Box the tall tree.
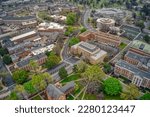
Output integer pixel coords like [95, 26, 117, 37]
[59, 67, 68, 79]
[103, 77, 122, 96]
[13, 70, 28, 84]
[121, 84, 140, 100]
[15, 85, 25, 99]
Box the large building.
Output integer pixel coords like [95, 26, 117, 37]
[15, 53, 47, 71]
[124, 51, 150, 72]
[46, 81, 75, 100]
[10, 30, 38, 44]
[71, 41, 107, 64]
[37, 22, 65, 36]
[2, 16, 36, 25]
[96, 18, 115, 32]
[129, 40, 150, 57]
[79, 31, 121, 47]
[94, 8, 125, 25]
[115, 60, 150, 89]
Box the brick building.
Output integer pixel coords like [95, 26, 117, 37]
[46, 81, 75, 100]
[15, 53, 47, 71]
[79, 31, 121, 47]
[114, 60, 150, 89]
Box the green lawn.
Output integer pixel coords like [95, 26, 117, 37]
[32, 95, 42, 100]
[61, 74, 80, 84]
[67, 95, 74, 100]
[119, 43, 127, 50]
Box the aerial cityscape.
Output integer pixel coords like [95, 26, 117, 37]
[0, 0, 150, 100]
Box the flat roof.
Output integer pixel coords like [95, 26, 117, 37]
[79, 42, 99, 53]
[3, 16, 36, 21]
[116, 60, 150, 79]
[91, 50, 107, 60]
[131, 40, 150, 54]
[11, 31, 37, 41]
[38, 22, 65, 30]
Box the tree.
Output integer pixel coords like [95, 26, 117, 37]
[15, 85, 25, 98]
[23, 81, 36, 94]
[3, 54, 12, 65]
[82, 65, 106, 83]
[135, 20, 145, 30]
[121, 84, 140, 100]
[140, 93, 150, 100]
[75, 61, 87, 73]
[29, 60, 43, 75]
[69, 37, 80, 46]
[59, 67, 68, 79]
[45, 54, 60, 69]
[103, 77, 122, 96]
[8, 91, 19, 100]
[31, 72, 52, 90]
[80, 27, 87, 33]
[0, 48, 8, 56]
[143, 35, 150, 44]
[12, 70, 28, 84]
[103, 63, 111, 73]
[66, 13, 77, 25]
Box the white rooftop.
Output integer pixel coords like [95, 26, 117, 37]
[91, 50, 107, 60]
[38, 22, 65, 30]
[11, 31, 37, 42]
[32, 44, 54, 55]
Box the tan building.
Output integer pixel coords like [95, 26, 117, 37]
[97, 18, 115, 32]
[71, 41, 107, 64]
[79, 31, 121, 47]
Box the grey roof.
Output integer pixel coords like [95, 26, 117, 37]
[126, 51, 150, 66]
[60, 81, 75, 93]
[16, 53, 46, 67]
[79, 42, 99, 53]
[2, 16, 36, 21]
[46, 81, 75, 99]
[46, 84, 64, 99]
[116, 60, 150, 79]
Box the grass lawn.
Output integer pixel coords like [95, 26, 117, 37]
[61, 74, 80, 84]
[104, 94, 122, 100]
[32, 95, 42, 100]
[119, 43, 127, 50]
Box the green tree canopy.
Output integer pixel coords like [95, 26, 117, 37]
[59, 67, 68, 79]
[80, 27, 87, 33]
[0, 48, 8, 56]
[8, 91, 19, 100]
[103, 77, 122, 96]
[45, 53, 60, 69]
[13, 70, 29, 84]
[23, 81, 36, 94]
[3, 54, 12, 65]
[82, 65, 106, 82]
[66, 13, 77, 25]
[103, 63, 111, 73]
[69, 37, 80, 46]
[140, 93, 150, 100]
[143, 35, 150, 44]
[121, 84, 140, 100]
